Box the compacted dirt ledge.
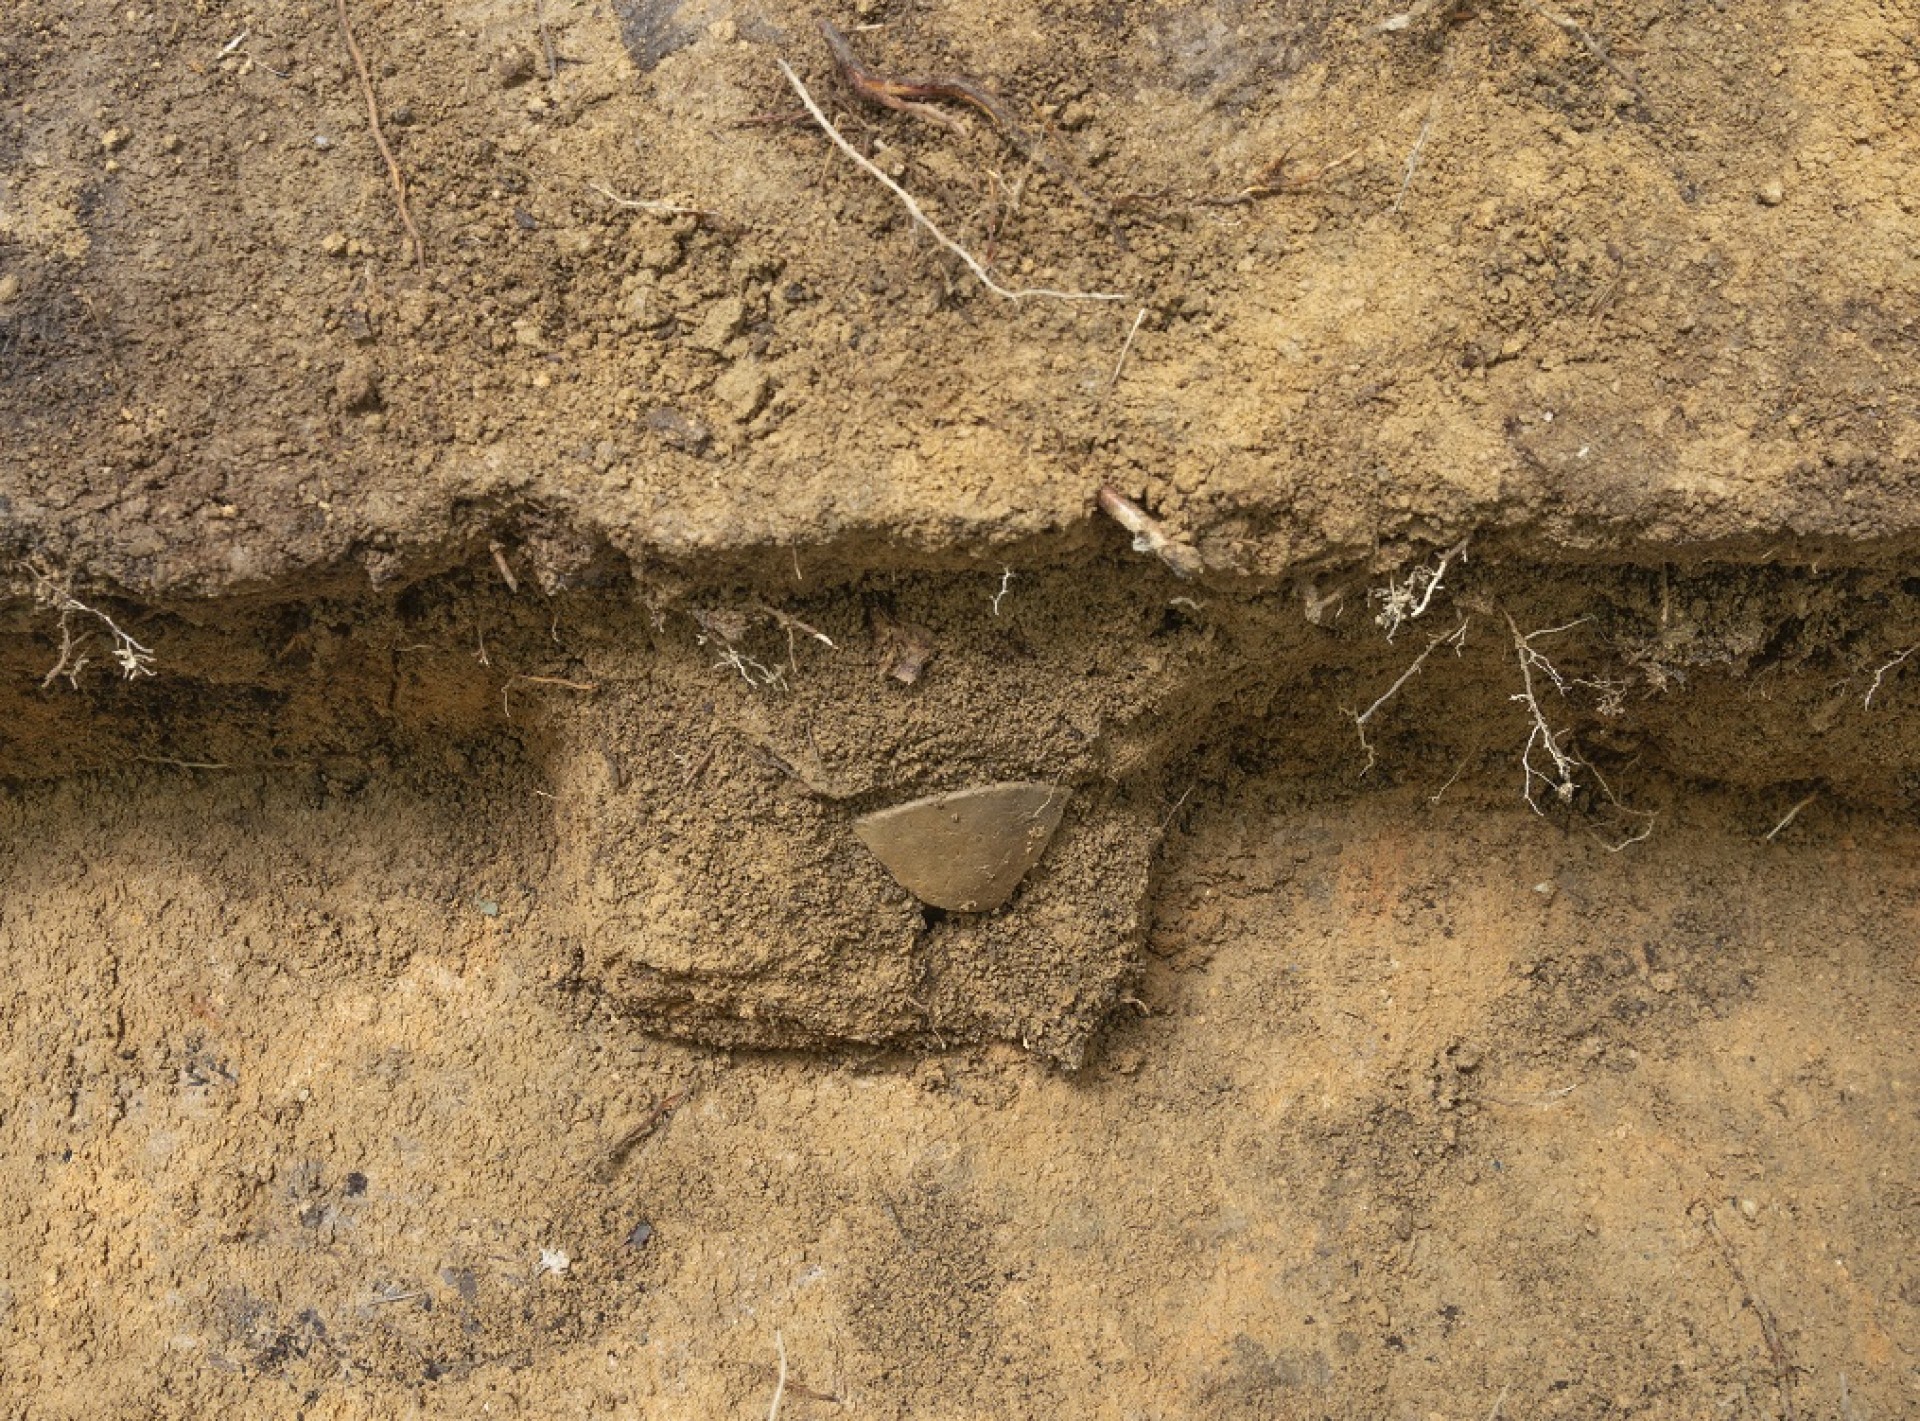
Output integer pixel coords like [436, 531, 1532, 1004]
[4, 0, 1919, 1414]
[3, 0, 1918, 592]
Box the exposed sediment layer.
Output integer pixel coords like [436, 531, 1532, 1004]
[7, 546, 1918, 1064]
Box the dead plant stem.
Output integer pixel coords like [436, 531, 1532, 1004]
[337, 0, 424, 265]
[776, 59, 1126, 303]
[1763, 791, 1817, 842]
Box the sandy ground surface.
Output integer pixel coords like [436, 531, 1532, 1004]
[4, 0, 1920, 1416]
[1, 769, 1916, 1417]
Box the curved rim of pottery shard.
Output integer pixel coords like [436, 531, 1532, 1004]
[852, 782, 1070, 913]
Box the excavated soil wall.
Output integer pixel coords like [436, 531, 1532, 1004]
[5, 546, 1920, 1068]
[4, 0, 1918, 1413]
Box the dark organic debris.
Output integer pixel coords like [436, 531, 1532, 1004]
[613, 0, 697, 73]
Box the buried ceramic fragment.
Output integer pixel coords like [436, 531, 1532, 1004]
[853, 783, 1070, 912]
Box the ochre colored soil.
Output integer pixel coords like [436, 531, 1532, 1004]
[2, 0, 1917, 1414]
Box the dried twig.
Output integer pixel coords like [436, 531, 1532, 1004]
[718, 643, 788, 690]
[1103, 307, 1148, 397]
[25, 564, 156, 688]
[1096, 486, 1203, 579]
[1118, 147, 1360, 214]
[534, 0, 557, 80]
[1371, 539, 1469, 641]
[502, 673, 598, 719]
[758, 605, 836, 650]
[757, 605, 836, 673]
[990, 567, 1015, 616]
[818, 21, 1106, 215]
[1504, 611, 1591, 813]
[1763, 791, 1818, 843]
[1702, 1206, 1798, 1421]
[1394, 93, 1443, 213]
[1210, 147, 1362, 204]
[819, 21, 976, 135]
[337, 0, 424, 265]
[600, 1092, 685, 1179]
[489, 541, 521, 594]
[1518, 0, 1646, 100]
[132, 754, 233, 770]
[767, 1331, 788, 1421]
[1482, 1083, 1578, 1109]
[1863, 641, 1919, 709]
[777, 58, 1126, 303]
[1577, 755, 1657, 852]
[1428, 754, 1470, 803]
[1352, 617, 1471, 775]
[589, 181, 722, 222]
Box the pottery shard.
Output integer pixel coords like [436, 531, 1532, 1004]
[853, 783, 1069, 913]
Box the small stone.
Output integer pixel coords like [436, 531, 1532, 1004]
[537, 1247, 570, 1276]
[626, 1220, 654, 1249]
[1759, 180, 1785, 206]
[711, 358, 770, 423]
[1738, 1197, 1760, 1221]
[688, 295, 747, 352]
[320, 230, 349, 258]
[101, 127, 129, 152]
[0, 273, 20, 305]
[161, 133, 181, 154]
[642, 406, 711, 453]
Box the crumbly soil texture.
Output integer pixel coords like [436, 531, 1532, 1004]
[2, 0, 1918, 1416]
